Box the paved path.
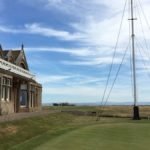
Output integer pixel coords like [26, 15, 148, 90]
[0, 110, 60, 123]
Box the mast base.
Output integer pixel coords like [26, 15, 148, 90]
[133, 106, 140, 120]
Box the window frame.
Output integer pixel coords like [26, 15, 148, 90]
[1, 76, 12, 102]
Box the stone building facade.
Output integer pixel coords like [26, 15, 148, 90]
[0, 45, 42, 115]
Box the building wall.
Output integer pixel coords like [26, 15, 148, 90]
[1, 101, 14, 114]
[0, 47, 42, 115]
[28, 82, 42, 112]
[0, 73, 42, 115]
[0, 73, 14, 115]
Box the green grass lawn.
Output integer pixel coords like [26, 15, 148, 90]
[33, 123, 150, 150]
[1, 108, 150, 150]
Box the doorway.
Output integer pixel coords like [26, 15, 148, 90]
[20, 90, 27, 107]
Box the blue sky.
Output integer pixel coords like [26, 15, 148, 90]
[1, 0, 150, 104]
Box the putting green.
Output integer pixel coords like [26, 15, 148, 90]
[34, 122, 150, 150]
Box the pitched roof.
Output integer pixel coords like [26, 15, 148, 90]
[0, 46, 29, 70]
[0, 49, 3, 57]
[2, 50, 9, 57]
[11, 50, 21, 60]
[2, 50, 21, 60]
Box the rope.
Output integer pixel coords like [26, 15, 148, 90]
[137, 0, 150, 30]
[99, 0, 128, 108]
[136, 1, 150, 58]
[103, 40, 131, 106]
[97, 40, 131, 119]
[136, 41, 150, 78]
[135, 38, 150, 63]
[97, 0, 150, 119]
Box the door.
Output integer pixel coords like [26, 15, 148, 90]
[20, 90, 27, 107]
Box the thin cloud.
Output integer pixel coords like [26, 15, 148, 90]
[23, 46, 129, 66]
[36, 73, 108, 87]
[36, 74, 73, 84]
[43, 85, 133, 103]
[25, 47, 94, 57]
[61, 57, 124, 66]
[0, 23, 84, 41]
[1, 0, 150, 103]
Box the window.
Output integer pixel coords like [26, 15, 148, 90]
[2, 77, 6, 85]
[2, 86, 5, 100]
[7, 78, 11, 86]
[30, 85, 35, 108]
[0, 77, 1, 100]
[1, 77, 12, 101]
[20, 90, 27, 107]
[20, 84, 27, 107]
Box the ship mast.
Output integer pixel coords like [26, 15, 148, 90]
[130, 0, 140, 120]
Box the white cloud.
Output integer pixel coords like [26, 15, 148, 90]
[25, 47, 95, 57]
[27, 0, 106, 16]
[20, 46, 128, 67]
[14, 0, 150, 49]
[3, 0, 149, 70]
[25, 23, 84, 40]
[0, 26, 23, 33]
[0, 23, 84, 41]
[36, 73, 106, 86]
[62, 57, 125, 66]
[36, 74, 73, 84]
[2, 0, 150, 103]
[43, 84, 135, 103]
[1, 1, 150, 48]
[37, 71, 132, 90]
[43, 86, 101, 97]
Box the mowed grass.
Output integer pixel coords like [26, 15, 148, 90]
[0, 106, 150, 150]
[34, 122, 150, 150]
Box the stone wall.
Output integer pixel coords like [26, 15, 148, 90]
[1, 101, 14, 115]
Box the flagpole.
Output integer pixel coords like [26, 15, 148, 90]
[130, 0, 140, 120]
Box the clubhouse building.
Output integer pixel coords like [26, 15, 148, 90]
[0, 45, 42, 115]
